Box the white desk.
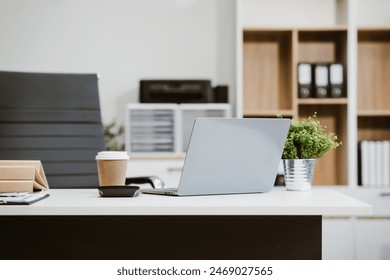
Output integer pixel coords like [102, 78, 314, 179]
[0, 187, 371, 260]
[0, 188, 371, 216]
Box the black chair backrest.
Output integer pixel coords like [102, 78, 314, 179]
[0, 71, 106, 188]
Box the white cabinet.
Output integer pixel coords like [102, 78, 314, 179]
[356, 219, 390, 260]
[322, 218, 355, 260]
[323, 188, 390, 260]
[350, 188, 390, 260]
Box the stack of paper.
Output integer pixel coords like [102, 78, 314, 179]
[360, 141, 390, 187]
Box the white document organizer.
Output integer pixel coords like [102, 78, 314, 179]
[125, 103, 231, 156]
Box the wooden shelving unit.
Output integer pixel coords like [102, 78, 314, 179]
[236, 0, 390, 188]
[241, 27, 348, 185]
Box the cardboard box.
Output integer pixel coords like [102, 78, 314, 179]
[0, 161, 49, 193]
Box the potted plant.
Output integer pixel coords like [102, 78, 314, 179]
[281, 113, 341, 191]
[104, 121, 125, 151]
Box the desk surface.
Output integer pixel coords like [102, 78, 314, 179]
[0, 187, 371, 216]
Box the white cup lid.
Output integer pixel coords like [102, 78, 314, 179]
[95, 151, 129, 160]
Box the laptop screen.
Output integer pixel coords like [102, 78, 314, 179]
[177, 118, 290, 196]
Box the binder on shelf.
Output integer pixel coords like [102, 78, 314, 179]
[361, 141, 369, 187]
[375, 141, 381, 186]
[0, 161, 49, 193]
[368, 141, 376, 187]
[314, 64, 329, 98]
[329, 64, 344, 98]
[378, 141, 390, 187]
[357, 142, 362, 186]
[360, 141, 390, 188]
[298, 63, 312, 98]
[384, 141, 390, 187]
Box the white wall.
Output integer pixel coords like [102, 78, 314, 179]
[240, 0, 339, 27]
[356, 0, 390, 26]
[0, 0, 236, 125]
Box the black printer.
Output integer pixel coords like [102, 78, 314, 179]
[139, 80, 227, 103]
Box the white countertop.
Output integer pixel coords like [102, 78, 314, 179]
[0, 187, 371, 216]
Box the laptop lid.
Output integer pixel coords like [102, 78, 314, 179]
[177, 118, 290, 196]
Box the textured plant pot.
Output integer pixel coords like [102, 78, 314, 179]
[283, 159, 316, 191]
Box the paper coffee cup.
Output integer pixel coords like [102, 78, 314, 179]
[95, 151, 129, 186]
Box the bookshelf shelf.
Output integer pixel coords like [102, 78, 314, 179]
[358, 110, 390, 117]
[296, 26, 348, 32]
[243, 109, 293, 118]
[298, 98, 348, 105]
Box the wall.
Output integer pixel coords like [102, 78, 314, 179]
[240, 0, 339, 27]
[0, 0, 236, 125]
[356, 0, 390, 26]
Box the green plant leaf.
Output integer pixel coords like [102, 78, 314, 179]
[282, 114, 341, 159]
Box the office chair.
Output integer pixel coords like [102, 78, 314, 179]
[0, 71, 106, 188]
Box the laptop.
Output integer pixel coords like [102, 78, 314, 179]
[141, 118, 290, 196]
